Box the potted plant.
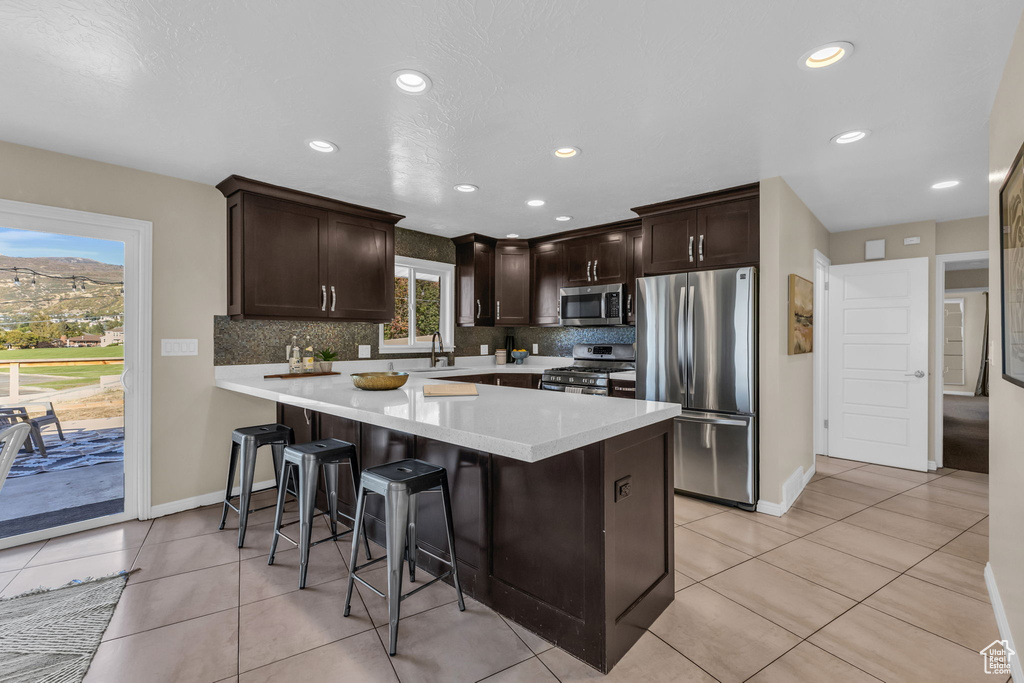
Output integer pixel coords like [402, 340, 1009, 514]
[315, 348, 339, 373]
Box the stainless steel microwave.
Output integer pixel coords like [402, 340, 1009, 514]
[559, 284, 624, 326]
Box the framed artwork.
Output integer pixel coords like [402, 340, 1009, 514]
[788, 274, 813, 355]
[1000, 139, 1024, 388]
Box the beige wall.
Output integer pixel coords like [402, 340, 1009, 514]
[759, 177, 830, 508]
[988, 8, 1024, 654]
[0, 140, 274, 507]
[937, 216, 990, 254]
[942, 290, 989, 392]
[946, 268, 989, 289]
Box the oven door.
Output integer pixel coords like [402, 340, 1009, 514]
[560, 284, 623, 326]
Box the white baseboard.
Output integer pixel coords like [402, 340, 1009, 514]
[943, 390, 975, 396]
[985, 563, 1023, 681]
[149, 478, 277, 518]
[928, 460, 938, 471]
[756, 460, 816, 518]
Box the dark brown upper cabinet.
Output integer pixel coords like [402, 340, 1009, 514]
[530, 241, 563, 326]
[562, 231, 630, 286]
[495, 240, 530, 326]
[218, 176, 401, 322]
[455, 235, 496, 326]
[632, 184, 759, 275]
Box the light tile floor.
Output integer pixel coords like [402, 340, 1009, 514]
[0, 459, 1006, 682]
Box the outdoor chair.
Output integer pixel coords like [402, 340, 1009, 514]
[0, 403, 65, 457]
[0, 423, 33, 493]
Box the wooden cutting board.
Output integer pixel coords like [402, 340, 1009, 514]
[423, 383, 479, 397]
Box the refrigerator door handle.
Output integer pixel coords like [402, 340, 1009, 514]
[677, 286, 688, 396]
[676, 414, 749, 427]
[686, 284, 695, 405]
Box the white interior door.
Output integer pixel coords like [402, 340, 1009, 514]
[827, 257, 929, 470]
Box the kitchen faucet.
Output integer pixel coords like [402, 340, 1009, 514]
[430, 331, 447, 368]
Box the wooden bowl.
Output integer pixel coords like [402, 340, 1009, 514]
[350, 371, 409, 391]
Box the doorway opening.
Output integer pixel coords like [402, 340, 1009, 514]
[936, 251, 990, 473]
[0, 199, 151, 550]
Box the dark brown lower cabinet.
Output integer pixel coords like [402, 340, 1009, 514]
[276, 403, 674, 673]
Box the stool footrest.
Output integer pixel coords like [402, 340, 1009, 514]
[350, 573, 386, 599]
[400, 572, 452, 602]
[351, 555, 389, 574]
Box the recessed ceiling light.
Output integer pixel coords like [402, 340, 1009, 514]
[527, 199, 545, 207]
[392, 69, 432, 94]
[553, 147, 580, 158]
[506, 233, 520, 238]
[454, 184, 478, 192]
[555, 216, 573, 222]
[831, 130, 869, 145]
[932, 180, 960, 189]
[308, 139, 337, 153]
[800, 42, 854, 70]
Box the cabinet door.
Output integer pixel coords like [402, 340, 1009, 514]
[626, 230, 643, 325]
[326, 212, 394, 322]
[696, 198, 759, 268]
[474, 241, 496, 326]
[277, 402, 317, 444]
[495, 242, 530, 325]
[318, 414, 361, 519]
[242, 195, 329, 318]
[591, 232, 628, 284]
[563, 238, 593, 286]
[495, 373, 533, 389]
[530, 242, 563, 326]
[642, 209, 697, 275]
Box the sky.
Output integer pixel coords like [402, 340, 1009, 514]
[0, 226, 124, 265]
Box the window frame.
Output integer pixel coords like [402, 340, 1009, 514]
[378, 255, 455, 354]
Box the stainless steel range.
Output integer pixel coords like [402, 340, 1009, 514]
[540, 343, 635, 396]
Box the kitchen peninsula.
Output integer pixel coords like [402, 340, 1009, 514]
[216, 362, 679, 673]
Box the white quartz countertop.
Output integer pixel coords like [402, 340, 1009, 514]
[215, 360, 678, 463]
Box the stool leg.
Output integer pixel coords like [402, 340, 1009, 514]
[267, 463, 292, 566]
[406, 493, 418, 582]
[236, 441, 259, 547]
[347, 460, 372, 563]
[344, 484, 367, 618]
[219, 442, 239, 531]
[297, 457, 319, 589]
[323, 462, 340, 537]
[270, 443, 285, 496]
[440, 474, 466, 612]
[385, 488, 410, 656]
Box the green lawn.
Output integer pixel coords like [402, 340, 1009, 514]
[0, 346, 124, 360]
[9, 364, 123, 391]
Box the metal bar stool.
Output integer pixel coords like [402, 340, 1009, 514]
[219, 423, 294, 547]
[343, 458, 466, 656]
[268, 438, 372, 589]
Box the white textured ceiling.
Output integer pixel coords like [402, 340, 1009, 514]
[0, 1, 1021, 237]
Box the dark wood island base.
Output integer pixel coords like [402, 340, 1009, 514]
[279, 403, 675, 673]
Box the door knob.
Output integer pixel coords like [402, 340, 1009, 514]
[905, 370, 925, 378]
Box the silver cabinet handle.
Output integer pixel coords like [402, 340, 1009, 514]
[688, 235, 695, 262]
[905, 370, 925, 378]
[594, 260, 598, 280]
[303, 408, 311, 425]
[627, 293, 632, 315]
[497, 300, 501, 319]
[698, 234, 705, 261]
[330, 285, 336, 312]
[476, 299, 481, 318]
[321, 285, 327, 311]
[587, 260, 592, 282]
[617, 385, 636, 393]
[557, 297, 561, 317]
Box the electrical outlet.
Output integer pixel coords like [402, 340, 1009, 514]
[161, 339, 198, 356]
[532, 344, 539, 354]
[614, 475, 632, 502]
[358, 345, 371, 359]
[480, 344, 488, 355]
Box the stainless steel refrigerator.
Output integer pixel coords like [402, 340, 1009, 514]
[636, 267, 758, 509]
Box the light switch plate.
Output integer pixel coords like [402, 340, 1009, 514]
[480, 344, 488, 355]
[358, 345, 371, 359]
[532, 344, 539, 354]
[162, 339, 198, 356]
[904, 236, 921, 245]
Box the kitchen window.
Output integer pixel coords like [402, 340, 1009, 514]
[379, 256, 455, 353]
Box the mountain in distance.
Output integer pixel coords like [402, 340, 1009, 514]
[0, 254, 123, 323]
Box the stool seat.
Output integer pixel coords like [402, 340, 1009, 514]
[361, 459, 444, 495]
[283, 439, 357, 465]
[232, 424, 292, 446]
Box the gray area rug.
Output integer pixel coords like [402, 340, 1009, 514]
[0, 572, 129, 682]
[8, 428, 123, 478]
